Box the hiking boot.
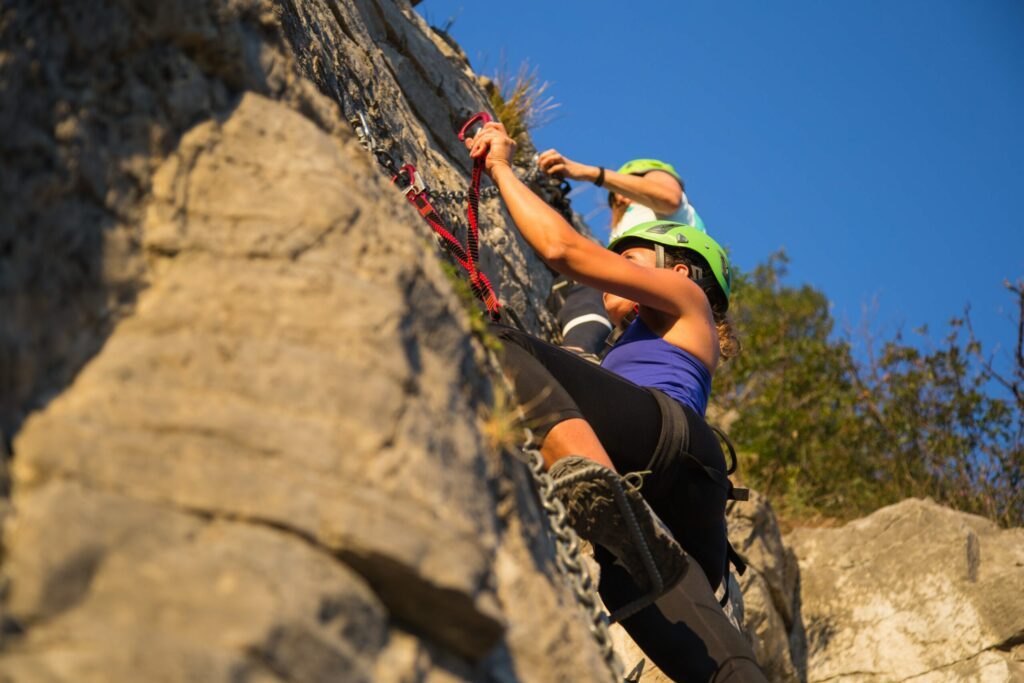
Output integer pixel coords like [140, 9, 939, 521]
[548, 456, 688, 596]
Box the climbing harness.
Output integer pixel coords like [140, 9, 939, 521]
[641, 388, 749, 612]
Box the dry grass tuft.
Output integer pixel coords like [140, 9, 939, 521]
[491, 60, 560, 138]
[486, 59, 560, 165]
[480, 379, 524, 453]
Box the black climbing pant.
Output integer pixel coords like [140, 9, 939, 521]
[598, 547, 767, 682]
[493, 325, 767, 682]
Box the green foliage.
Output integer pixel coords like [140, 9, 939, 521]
[713, 253, 1023, 526]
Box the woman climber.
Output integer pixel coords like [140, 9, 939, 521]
[540, 152, 708, 356]
[464, 122, 765, 682]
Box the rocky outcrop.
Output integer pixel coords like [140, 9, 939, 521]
[0, 0, 557, 449]
[787, 498, 1024, 682]
[730, 492, 808, 682]
[0, 1, 608, 680]
[4, 1, 1019, 682]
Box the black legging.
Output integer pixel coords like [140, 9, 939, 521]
[495, 325, 767, 682]
[496, 324, 728, 587]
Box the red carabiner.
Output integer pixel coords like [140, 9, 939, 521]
[391, 163, 425, 198]
[458, 112, 492, 141]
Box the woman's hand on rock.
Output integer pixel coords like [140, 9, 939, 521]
[538, 149, 598, 182]
[465, 122, 515, 176]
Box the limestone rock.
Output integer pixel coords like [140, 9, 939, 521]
[11, 90, 505, 657]
[1, 481, 389, 683]
[0, 1, 613, 680]
[0, 0, 557, 450]
[728, 491, 807, 682]
[787, 498, 1024, 682]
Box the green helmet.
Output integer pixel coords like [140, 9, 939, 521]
[616, 159, 683, 184]
[608, 220, 732, 311]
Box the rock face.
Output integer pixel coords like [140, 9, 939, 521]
[729, 492, 808, 682]
[2, 1, 1019, 682]
[0, 0, 560, 450]
[788, 498, 1024, 682]
[0, 1, 609, 681]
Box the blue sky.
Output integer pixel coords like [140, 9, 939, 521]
[417, 1, 1023, 373]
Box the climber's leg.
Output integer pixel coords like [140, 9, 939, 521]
[493, 324, 661, 471]
[597, 546, 767, 682]
[539, 418, 615, 470]
[494, 326, 689, 597]
[494, 325, 732, 589]
[494, 325, 756, 677]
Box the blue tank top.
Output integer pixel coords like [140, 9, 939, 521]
[601, 317, 712, 415]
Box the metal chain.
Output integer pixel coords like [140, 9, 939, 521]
[426, 185, 501, 204]
[521, 441, 624, 680]
[350, 110, 567, 216]
[350, 111, 501, 204]
[350, 102, 609, 671]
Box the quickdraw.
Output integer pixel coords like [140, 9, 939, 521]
[393, 158, 501, 321]
[351, 110, 503, 321]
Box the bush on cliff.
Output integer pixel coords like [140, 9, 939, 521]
[713, 253, 1023, 527]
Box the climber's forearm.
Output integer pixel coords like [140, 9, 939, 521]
[491, 162, 583, 266]
[601, 170, 681, 215]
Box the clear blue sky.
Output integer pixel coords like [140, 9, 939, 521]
[417, 1, 1023, 371]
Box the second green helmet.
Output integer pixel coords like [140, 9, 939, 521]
[608, 220, 732, 311]
[616, 159, 683, 184]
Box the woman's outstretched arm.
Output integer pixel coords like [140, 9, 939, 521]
[467, 123, 705, 318]
[537, 149, 682, 215]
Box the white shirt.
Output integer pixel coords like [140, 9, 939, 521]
[609, 192, 706, 242]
